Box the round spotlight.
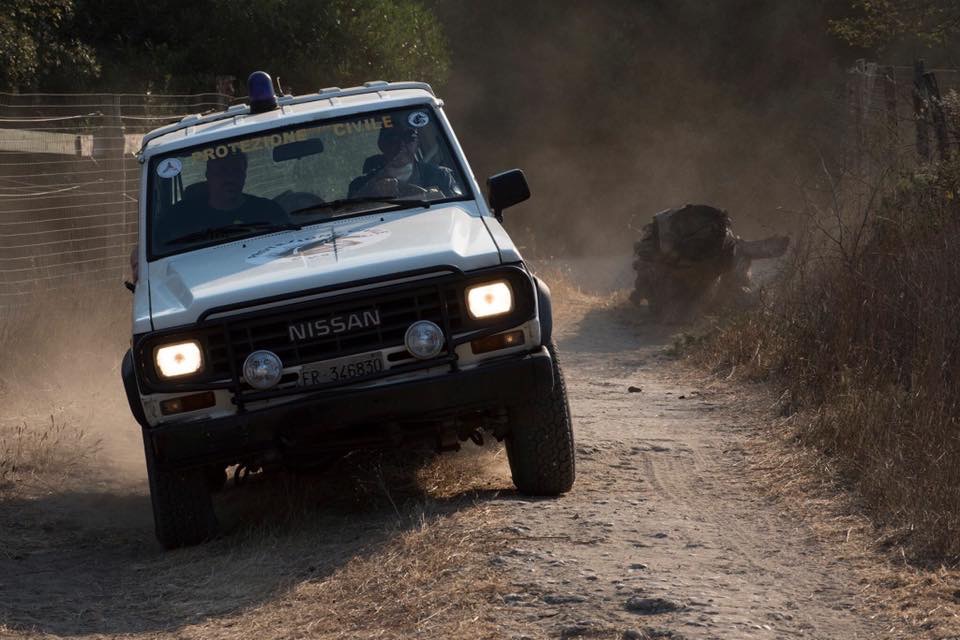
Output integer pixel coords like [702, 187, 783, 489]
[243, 350, 283, 389]
[404, 321, 444, 360]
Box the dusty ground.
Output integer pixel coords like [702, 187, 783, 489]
[0, 266, 921, 639]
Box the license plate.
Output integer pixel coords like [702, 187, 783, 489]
[299, 351, 384, 387]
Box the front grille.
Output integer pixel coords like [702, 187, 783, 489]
[204, 283, 464, 378]
[134, 265, 537, 395]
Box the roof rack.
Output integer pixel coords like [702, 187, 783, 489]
[138, 81, 435, 156]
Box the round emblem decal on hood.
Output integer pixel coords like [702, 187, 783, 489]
[246, 227, 391, 266]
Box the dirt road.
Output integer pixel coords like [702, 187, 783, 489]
[1, 282, 894, 639]
[483, 295, 891, 639]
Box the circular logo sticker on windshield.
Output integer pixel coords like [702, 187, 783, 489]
[156, 158, 182, 179]
[407, 111, 430, 128]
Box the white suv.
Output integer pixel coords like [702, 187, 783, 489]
[122, 73, 575, 549]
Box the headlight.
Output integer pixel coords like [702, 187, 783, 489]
[155, 340, 203, 378]
[466, 281, 513, 319]
[405, 321, 445, 359]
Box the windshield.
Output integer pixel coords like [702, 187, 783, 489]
[147, 106, 469, 258]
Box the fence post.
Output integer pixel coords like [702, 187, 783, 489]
[923, 72, 952, 161]
[848, 60, 866, 176]
[913, 59, 931, 161]
[883, 65, 898, 158]
[216, 75, 236, 110]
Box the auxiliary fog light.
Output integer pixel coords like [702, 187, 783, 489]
[466, 281, 513, 319]
[405, 321, 445, 360]
[160, 391, 216, 416]
[243, 350, 283, 390]
[471, 329, 525, 355]
[155, 341, 203, 378]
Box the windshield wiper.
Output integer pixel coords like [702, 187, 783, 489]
[166, 221, 303, 246]
[289, 196, 431, 217]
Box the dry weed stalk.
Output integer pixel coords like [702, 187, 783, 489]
[0, 416, 100, 493]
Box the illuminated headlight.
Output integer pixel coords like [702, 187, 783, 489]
[466, 281, 513, 319]
[155, 341, 203, 378]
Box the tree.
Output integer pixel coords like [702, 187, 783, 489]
[0, 0, 98, 91]
[56, 0, 449, 93]
[830, 0, 960, 51]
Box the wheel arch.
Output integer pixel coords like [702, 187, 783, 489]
[122, 349, 150, 428]
[534, 276, 553, 347]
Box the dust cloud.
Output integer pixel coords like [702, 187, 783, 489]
[2, 0, 858, 485]
[0, 0, 860, 517]
[0, 287, 144, 486]
[437, 0, 857, 257]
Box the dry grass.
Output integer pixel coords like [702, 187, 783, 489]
[691, 156, 960, 561]
[179, 506, 509, 640]
[739, 397, 960, 638]
[0, 417, 100, 494]
[187, 445, 518, 639]
[0, 284, 128, 494]
[0, 434, 520, 639]
[532, 258, 628, 329]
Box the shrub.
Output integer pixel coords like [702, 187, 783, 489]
[697, 156, 960, 559]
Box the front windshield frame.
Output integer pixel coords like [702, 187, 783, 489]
[144, 104, 474, 261]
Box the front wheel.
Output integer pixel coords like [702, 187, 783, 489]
[505, 343, 576, 495]
[142, 432, 218, 549]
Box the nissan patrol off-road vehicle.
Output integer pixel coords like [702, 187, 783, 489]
[122, 72, 575, 549]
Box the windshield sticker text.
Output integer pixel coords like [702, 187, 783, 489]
[190, 129, 313, 162]
[332, 115, 394, 137]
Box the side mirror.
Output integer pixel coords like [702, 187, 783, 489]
[487, 169, 530, 221]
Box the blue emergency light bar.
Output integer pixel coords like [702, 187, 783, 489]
[248, 71, 278, 114]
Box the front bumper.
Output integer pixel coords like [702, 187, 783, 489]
[144, 347, 553, 470]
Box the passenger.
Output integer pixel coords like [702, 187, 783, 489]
[160, 151, 288, 244]
[348, 123, 459, 198]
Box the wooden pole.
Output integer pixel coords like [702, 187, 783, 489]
[913, 59, 931, 161]
[923, 71, 951, 160]
[883, 65, 898, 159]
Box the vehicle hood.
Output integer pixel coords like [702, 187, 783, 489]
[147, 202, 501, 329]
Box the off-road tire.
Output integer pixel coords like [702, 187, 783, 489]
[505, 342, 576, 495]
[142, 432, 218, 549]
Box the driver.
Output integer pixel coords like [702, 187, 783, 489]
[160, 151, 289, 244]
[348, 123, 459, 198]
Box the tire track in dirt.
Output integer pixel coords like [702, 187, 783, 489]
[482, 295, 893, 639]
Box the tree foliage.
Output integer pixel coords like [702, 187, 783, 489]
[0, 0, 99, 91]
[830, 0, 960, 50]
[1, 0, 449, 93]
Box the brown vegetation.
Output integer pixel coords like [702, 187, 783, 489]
[0, 285, 129, 492]
[693, 155, 960, 560]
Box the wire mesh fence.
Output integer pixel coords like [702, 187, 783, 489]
[0, 93, 230, 306]
[845, 60, 960, 169]
[0, 67, 955, 308]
